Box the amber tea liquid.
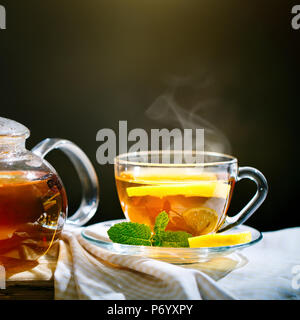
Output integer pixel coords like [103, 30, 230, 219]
[116, 171, 235, 236]
[0, 171, 67, 272]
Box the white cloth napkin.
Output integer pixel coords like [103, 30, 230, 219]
[54, 227, 234, 300]
[218, 227, 300, 300]
[54, 225, 300, 300]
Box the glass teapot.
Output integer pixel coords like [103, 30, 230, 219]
[0, 117, 99, 274]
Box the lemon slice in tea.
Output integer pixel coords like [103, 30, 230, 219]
[125, 170, 218, 182]
[188, 231, 252, 248]
[126, 181, 231, 199]
[182, 207, 219, 235]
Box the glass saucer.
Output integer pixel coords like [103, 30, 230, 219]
[81, 219, 262, 264]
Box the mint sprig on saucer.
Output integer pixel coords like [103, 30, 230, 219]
[107, 211, 191, 248]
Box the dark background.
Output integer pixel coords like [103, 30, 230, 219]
[0, 1, 299, 231]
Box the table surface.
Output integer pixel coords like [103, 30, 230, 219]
[0, 280, 54, 300]
[0, 245, 58, 300]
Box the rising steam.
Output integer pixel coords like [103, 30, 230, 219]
[145, 76, 232, 154]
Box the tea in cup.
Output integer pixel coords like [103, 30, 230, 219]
[115, 151, 268, 236]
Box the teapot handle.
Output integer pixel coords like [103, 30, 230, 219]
[32, 138, 99, 227]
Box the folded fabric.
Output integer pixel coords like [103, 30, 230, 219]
[54, 227, 235, 300]
[54, 225, 300, 300]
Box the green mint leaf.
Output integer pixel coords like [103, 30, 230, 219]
[107, 222, 152, 246]
[151, 234, 162, 247]
[153, 211, 169, 235]
[159, 230, 192, 248]
[107, 211, 191, 248]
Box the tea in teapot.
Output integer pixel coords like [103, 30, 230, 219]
[0, 117, 99, 276]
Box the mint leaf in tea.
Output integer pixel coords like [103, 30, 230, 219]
[153, 210, 169, 235]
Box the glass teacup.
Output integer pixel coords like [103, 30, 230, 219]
[114, 150, 268, 236]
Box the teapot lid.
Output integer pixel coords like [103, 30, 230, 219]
[0, 117, 30, 139]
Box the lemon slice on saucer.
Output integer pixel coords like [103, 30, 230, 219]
[188, 231, 252, 248]
[126, 181, 231, 199]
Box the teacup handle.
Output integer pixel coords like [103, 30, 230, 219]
[218, 166, 268, 233]
[32, 138, 99, 227]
